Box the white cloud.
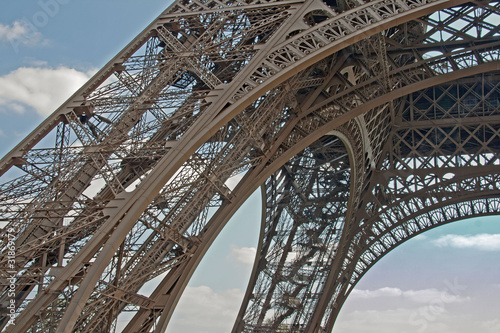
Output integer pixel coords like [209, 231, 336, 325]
[413, 234, 428, 241]
[482, 319, 500, 333]
[433, 234, 500, 251]
[0, 66, 93, 116]
[335, 307, 466, 333]
[26, 59, 49, 67]
[167, 286, 244, 333]
[228, 245, 256, 266]
[403, 289, 469, 304]
[339, 283, 497, 333]
[116, 286, 245, 333]
[351, 287, 403, 299]
[0, 20, 42, 45]
[351, 287, 469, 304]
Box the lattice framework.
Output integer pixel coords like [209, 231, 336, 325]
[0, 0, 499, 332]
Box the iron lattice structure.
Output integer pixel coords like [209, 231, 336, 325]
[1, 0, 499, 332]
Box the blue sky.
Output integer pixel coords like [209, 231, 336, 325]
[0, 1, 499, 332]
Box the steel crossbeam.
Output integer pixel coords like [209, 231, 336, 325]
[1, 0, 499, 332]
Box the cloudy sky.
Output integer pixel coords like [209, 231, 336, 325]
[0, 1, 499, 332]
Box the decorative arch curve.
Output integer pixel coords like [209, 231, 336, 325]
[1, 0, 500, 332]
[98, 32, 500, 333]
[149, 67, 500, 332]
[328, 177, 500, 327]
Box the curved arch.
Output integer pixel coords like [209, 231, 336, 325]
[100, 58, 500, 333]
[354, 174, 500, 286]
[130, 68, 500, 333]
[233, 127, 363, 332]
[211, 0, 474, 127]
[125, 128, 361, 333]
[14, 67, 498, 333]
[0, 0, 458, 176]
[2, 1, 500, 332]
[328, 195, 500, 329]
[57, 3, 483, 329]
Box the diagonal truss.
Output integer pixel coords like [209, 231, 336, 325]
[0, 0, 499, 332]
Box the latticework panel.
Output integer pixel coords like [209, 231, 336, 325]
[238, 136, 352, 332]
[309, 74, 500, 331]
[0, 0, 499, 332]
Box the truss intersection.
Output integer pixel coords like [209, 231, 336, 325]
[1, 0, 499, 332]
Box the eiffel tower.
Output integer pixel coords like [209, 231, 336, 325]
[1, 0, 499, 332]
